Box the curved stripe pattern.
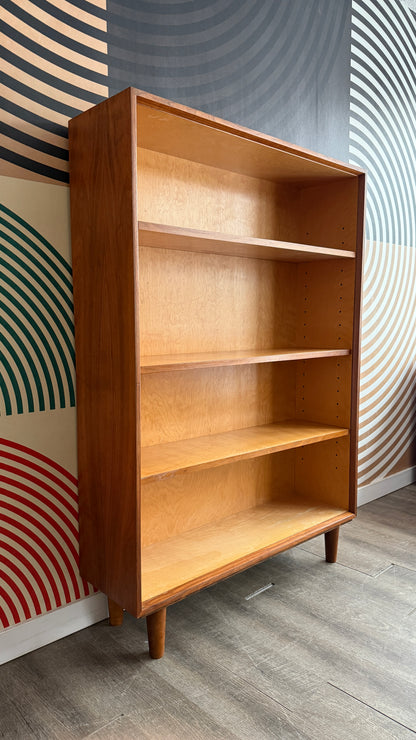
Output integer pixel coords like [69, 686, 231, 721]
[0, 438, 93, 629]
[0, 204, 75, 415]
[107, 0, 349, 149]
[349, 0, 416, 486]
[0, 0, 108, 184]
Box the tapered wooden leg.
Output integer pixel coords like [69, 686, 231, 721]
[146, 607, 166, 659]
[108, 598, 123, 626]
[325, 526, 339, 563]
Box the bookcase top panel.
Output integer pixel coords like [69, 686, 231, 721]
[134, 89, 363, 185]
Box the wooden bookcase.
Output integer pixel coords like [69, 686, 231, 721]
[68, 88, 365, 659]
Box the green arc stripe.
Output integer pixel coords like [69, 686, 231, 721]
[1, 288, 69, 408]
[1, 240, 74, 331]
[1, 260, 75, 364]
[0, 352, 23, 415]
[0, 317, 45, 411]
[2, 335, 34, 413]
[0, 306, 54, 409]
[0, 372, 12, 415]
[0, 229, 73, 313]
[0, 204, 72, 277]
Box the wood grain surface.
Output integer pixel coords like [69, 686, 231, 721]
[141, 499, 351, 603]
[138, 221, 356, 261]
[141, 347, 351, 373]
[69, 89, 141, 615]
[141, 420, 349, 481]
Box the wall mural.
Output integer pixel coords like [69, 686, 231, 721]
[1, 0, 108, 184]
[349, 0, 416, 486]
[0, 0, 415, 630]
[0, 437, 93, 628]
[0, 204, 75, 416]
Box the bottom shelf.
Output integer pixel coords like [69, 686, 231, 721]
[141, 498, 352, 605]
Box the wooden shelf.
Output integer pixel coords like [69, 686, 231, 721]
[141, 499, 352, 603]
[141, 347, 351, 373]
[138, 222, 356, 262]
[141, 421, 349, 482]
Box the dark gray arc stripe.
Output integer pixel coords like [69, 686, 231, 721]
[0, 304, 55, 409]
[355, 2, 416, 91]
[1, 241, 74, 332]
[27, 0, 107, 39]
[350, 113, 412, 244]
[0, 317, 45, 411]
[1, 71, 87, 119]
[1, 260, 75, 362]
[3, 0, 107, 62]
[0, 351, 23, 414]
[1, 47, 104, 108]
[108, 0, 282, 69]
[0, 229, 73, 312]
[1, 278, 74, 407]
[0, 147, 69, 183]
[352, 33, 416, 123]
[351, 44, 416, 146]
[1, 335, 34, 413]
[1, 98, 68, 138]
[0, 206, 72, 278]
[110, 2, 346, 119]
[1, 121, 68, 160]
[108, 0, 258, 36]
[3, 25, 107, 84]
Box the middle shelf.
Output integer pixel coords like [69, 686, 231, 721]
[141, 347, 351, 373]
[141, 420, 349, 482]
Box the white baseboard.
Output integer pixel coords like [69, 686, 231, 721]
[0, 593, 108, 666]
[358, 465, 416, 507]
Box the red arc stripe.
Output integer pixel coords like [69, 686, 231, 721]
[0, 474, 79, 544]
[0, 451, 77, 503]
[0, 569, 31, 620]
[0, 464, 77, 518]
[0, 514, 70, 603]
[0, 439, 77, 486]
[1, 541, 47, 612]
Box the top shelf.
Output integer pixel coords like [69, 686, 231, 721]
[138, 222, 355, 262]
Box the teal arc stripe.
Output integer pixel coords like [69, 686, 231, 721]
[1, 335, 34, 413]
[1, 288, 69, 408]
[0, 205, 72, 278]
[1, 239, 74, 332]
[0, 316, 45, 411]
[0, 229, 73, 313]
[0, 352, 23, 415]
[1, 260, 75, 366]
[0, 306, 54, 409]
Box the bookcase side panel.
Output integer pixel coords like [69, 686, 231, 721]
[69, 90, 141, 615]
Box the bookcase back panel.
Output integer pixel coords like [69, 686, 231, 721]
[141, 453, 295, 547]
[137, 148, 300, 242]
[295, 437, 350, 509]
[297, 179, 359, 251]
[295, 356, 351, 428]
[295, 259, 355, 348]
[139, 247, 296, 356]
[141, 364, 295, 446]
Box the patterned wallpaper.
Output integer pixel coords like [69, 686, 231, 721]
[1, 0, 415, 630]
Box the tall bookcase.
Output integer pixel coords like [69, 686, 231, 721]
[69, 88, 364, 659]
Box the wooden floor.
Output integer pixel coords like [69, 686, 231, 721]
[0, 487, 415, 739]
